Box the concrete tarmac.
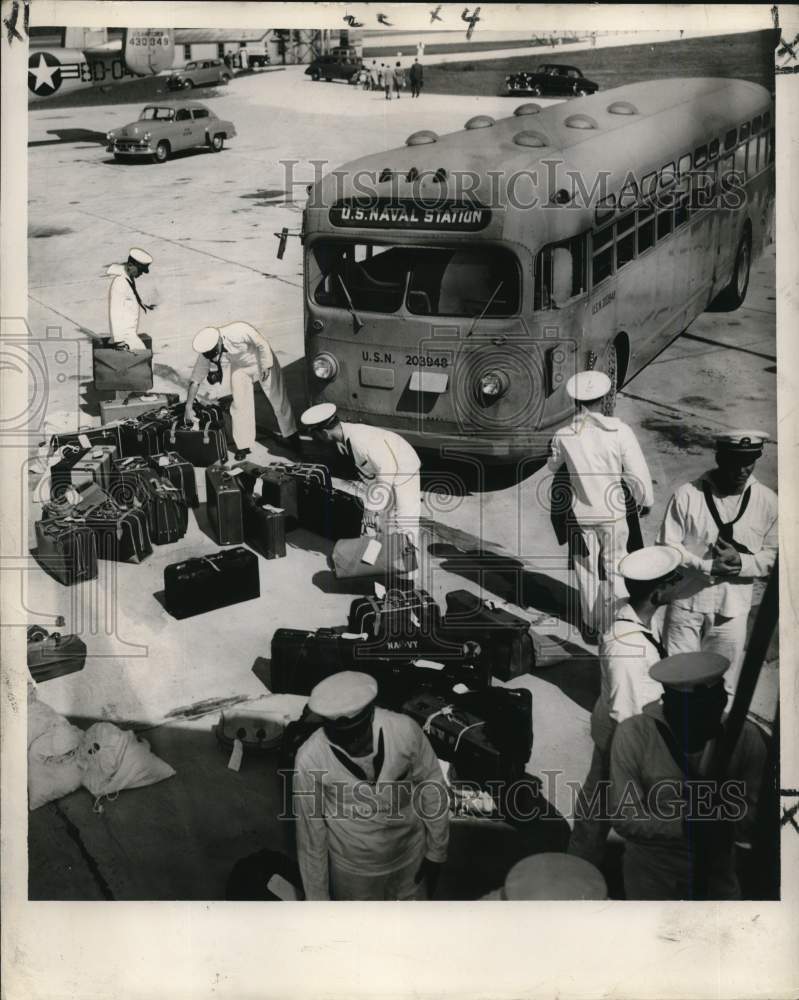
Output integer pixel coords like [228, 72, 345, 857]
[25, 69, 778, 899]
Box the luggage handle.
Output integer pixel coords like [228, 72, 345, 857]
[202, 556, 222, 573]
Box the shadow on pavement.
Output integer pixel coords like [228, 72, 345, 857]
[28, 128, 109, 147]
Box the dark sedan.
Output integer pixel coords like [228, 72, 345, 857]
[505, 64, 599, 97]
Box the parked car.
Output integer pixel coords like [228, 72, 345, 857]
[504, 64, 599, 97]
[106, 103, 237, 163]
[166, 59, 231, 90]
[305, 47, 362, 83]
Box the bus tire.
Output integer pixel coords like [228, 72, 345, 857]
[711, 229, 752, 311]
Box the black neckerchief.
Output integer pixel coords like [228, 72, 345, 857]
[614, 618, 667, 659]
[126, 276, 148, 312]
[702, 478, 753, 554]
[329, 729, 385, 784]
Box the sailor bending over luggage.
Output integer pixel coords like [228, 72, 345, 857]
[106, 247, 155, 351]
[300, 403, 423, 568]
[186, 323, 300, 462]
[293, 672, 450, 901]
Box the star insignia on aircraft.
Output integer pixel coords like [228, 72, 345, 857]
[28, 51, 62, 95]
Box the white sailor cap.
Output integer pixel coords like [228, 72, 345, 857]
[128, 248, 153, 271]
[619, 544, 682, 582]
[192, 326, 221, 354]
[566, 371, 611, 402]
[649, 652, 730, 692]
[308, 671, 378, 720]
[715, 430, 768, 459]
[502, 853, 607, 901]
[300, 402, 339, 431]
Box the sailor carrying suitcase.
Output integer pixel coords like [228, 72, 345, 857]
[92, 337, 154, 392]
[205, 465, 244, 545]
[441, 590, 536, 681]
[27, 625, 88, 683]
[163, 547, 260, 619]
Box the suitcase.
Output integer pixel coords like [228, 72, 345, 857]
[162, 419, 228, 467]
[41, 481, 110, 522]
[348, 588, 440, 642]
[110, 455, 156, 506]
[27, 627, 88, 683]
[332, 532, 417, 579]
[99, 393, 179, 425]
[49, 443, 90, 498]
[243, 496, 286, 559]
[49, 425, 121, 455]
[441, 590, 535, 682]
[296, 478, 364, 540]
[34, 518, 98, 585]
[92, 339, 154, 392]
[401, 690, 531, 782]
[235, 461, 299, 521]
[118, 413, 172, 459]
[163, 547, 260, 619]
[84, 500, 152, 563]
[141, 476, 188, 545]
[148, 452, 199, 507]
[205, 465, 244, 545]
[70, 444, 116, 492]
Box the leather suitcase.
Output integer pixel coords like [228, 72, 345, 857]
[71, 445, 116, 492]
[348, 588, 441, 642]
[243, 496, 286, 559]
[162, 419, 228, 467]
[296, 481, 364, 540]
[118, 413, 171, 459]
[442, 590, 535, 681]
[205, 465, 244, 545]
[27, 627, 87, 683]
[84, 500, 152, 563]
[49, 425, 121, 455]
[235, 461, 299, 521]
[141, 476, 188, 545]
[110, 455, 155, 506]
[164, 547, 259, 619]
[92, 340, 154, 392]
[49, 444, 90, 498]
[34, 518, 98, 585]
[148, 452, 199, 507]
[332, 532, 417, 579]
[41, 481, 109, 522]
[99, 393, 179, 425]
[401, 690, 531, 782]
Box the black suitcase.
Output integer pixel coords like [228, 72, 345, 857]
[84, 501, 152, 563]
[34, 518, 98, 585]
[49, 425, 121, 455]
[162, 419, 228, 467]
[296, 479, 364, 540]
[205, 465, 244, 545]
[401, 689, 532, 782]
[142, 475, 188, 545]
[348, 588, 441, 642]
[118, 413, 171, 459]
[148, 452, 199, 507]
[441, 590, 535, 681]
[243, 495, 286, 559]
[110, 455, 155, 506]
[164, 547, 260, 619]
[27, 627, 88, 683]
[236, 461, 299, 521]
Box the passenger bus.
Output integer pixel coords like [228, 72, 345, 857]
[301, 78, 774, 459]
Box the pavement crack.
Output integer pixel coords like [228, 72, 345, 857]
[53, 802, 115, 900]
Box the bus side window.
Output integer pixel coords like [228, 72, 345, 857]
[637, 206, 655, 254]
[724, 128, 737, 151]
[757, 133, 765, 172]
[675, 154, 692, 227]
[734, 141, 747, 180]
[616, 213, 636, 269]
[592, 223, 614, 286]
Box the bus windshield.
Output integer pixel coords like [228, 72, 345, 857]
[311, 242, 519, 317]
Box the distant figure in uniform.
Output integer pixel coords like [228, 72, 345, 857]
[106, 247, 155, 351]
[293, 672, 450, 900]
[384, 63, 394, 100]
[409, 58, 424, 98]
[393, 61, 404, 98]
[186, 323, 299, 461]
[378, 63, 385, 91]
[546, 371, 653, 640]
[369, 59, 380, 90]
[568, 545, 684, 866]
[609, 652, 766, 900]
[657, 431, 777, 696]
[300, 404, 423, 568]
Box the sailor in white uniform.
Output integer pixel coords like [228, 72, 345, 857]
[186, 323, 299, 460]
[106, 247, 155, 351]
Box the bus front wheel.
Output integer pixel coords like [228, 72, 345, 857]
[712, 230, 751, 311]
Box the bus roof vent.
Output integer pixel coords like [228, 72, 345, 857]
[607, 101, 638, 116]
[465, 115, 495, 130]
[565, 114, 598, 130]
[514, 103, 541, 116]
[513, 130, 549, 148]
[433, 167, 448, 183]
[406, 130, 438, 146]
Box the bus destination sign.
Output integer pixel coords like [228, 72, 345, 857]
[329, 199, 491, 232]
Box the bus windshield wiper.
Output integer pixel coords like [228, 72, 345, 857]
[337, 274, 364, 332]
[466, 282, 504, 337]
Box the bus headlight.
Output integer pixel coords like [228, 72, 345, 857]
[478, 369, 509, 400]
[312, 353, 339, 381]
